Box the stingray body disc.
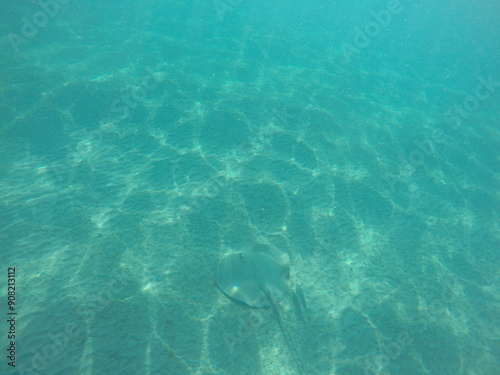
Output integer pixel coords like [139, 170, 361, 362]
[216, 251, 290, 308]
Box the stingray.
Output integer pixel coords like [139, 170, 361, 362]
[216, 246, 309, 375]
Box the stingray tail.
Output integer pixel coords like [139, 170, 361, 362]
[268, 291, 310, 375]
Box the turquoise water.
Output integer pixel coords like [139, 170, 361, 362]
[1, 1, 498, 374]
